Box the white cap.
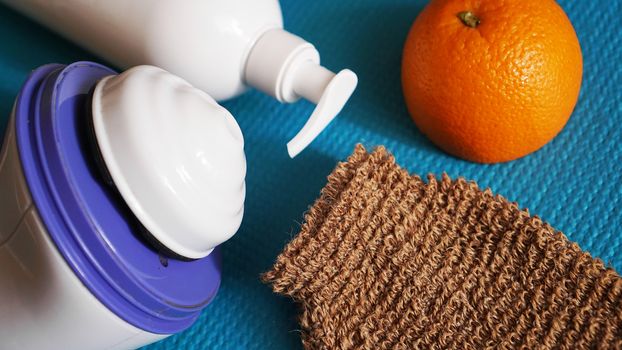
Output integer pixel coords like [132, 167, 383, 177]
[91, 66, 246, 259]
[245, 29, 358, 157]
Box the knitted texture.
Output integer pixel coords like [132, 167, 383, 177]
[264, 145, 622, 350]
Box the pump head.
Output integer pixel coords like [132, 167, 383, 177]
[245, 29, 358, 157]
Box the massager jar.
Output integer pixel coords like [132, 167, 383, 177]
[0, 63, 236, 349]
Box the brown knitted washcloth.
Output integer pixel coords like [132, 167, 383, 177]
[263, 145, 622, 349]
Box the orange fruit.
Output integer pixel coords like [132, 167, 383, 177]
[401, 0, 583, 163]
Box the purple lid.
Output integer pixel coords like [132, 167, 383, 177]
[14, 62, 222, 334]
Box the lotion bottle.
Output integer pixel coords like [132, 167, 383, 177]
[1, 0, 358, 157]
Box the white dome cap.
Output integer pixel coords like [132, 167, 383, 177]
[91, 65, 246, 259]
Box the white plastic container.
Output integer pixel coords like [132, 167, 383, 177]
[2, 0, 358, 157]
[0, 118, 166, 349]
[0, 62, 246, 349]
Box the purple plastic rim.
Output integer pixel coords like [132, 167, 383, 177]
[14, 62, 222, 334]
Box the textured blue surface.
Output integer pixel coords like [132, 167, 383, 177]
[0, 1, 620, 349]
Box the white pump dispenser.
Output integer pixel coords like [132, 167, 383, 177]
[1, 0, 358, 157]
[245, 29, 358, 157]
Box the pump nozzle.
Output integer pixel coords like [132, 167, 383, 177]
[245, 29, 358, 158]
[287, 65, 357, 157]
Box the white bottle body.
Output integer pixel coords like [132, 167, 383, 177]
[0, 113, 167, 350]
[2, 0, 284, 101]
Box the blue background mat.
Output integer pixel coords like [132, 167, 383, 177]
[0, 1, 620, 349]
